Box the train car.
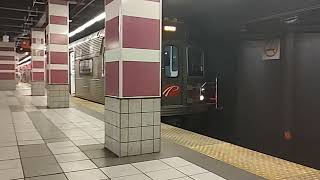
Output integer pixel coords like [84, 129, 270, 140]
[69, 19, 219, 116]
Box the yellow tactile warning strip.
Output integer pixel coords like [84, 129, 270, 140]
[70, 97, 104, 113]
[71, 97, 320, 180]
[161, 123, 320, 180]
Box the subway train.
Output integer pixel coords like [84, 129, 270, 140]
[69, 19, 220, 116]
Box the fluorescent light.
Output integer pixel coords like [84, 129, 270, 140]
[164, 26, 176, 32]
[69, 12, 105, 38]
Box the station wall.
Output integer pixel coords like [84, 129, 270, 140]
[202, 33, 320, 169]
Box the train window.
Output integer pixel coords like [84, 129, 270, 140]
[164, 45, 178, 78]
[79, 59, 93, 75]
[187, 47, 204, 77]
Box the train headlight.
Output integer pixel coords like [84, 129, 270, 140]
[200, 95, 205, 101]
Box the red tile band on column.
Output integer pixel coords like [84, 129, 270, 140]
[50, 34, 68, 45]
[33, 72, 45, 81]
[32, 61, 44, 69]
[31, 30, 45, 82]
[0, 73, 15, 80]
[122, 61, 160, 97]
[105, 61, 119, 96]
[50, 52, 68, 64]
[49, 0, 68, 5]
[0, 42, 15, 81]
[0, 47, 14, 51]
[0, 56, 15, 60]
[122, 16, 160, 50]
[50, 15, 68, 25]
[47, 0, 69, 85]
[0, 64, 15, 70]
[50, 70, 68, 84]
[105, 17, 120, 50]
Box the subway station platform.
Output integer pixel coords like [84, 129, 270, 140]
[0, 84, 318, 180]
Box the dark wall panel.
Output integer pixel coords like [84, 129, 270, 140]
[203, 33, 320, 169]
[293, 34, 320, 168]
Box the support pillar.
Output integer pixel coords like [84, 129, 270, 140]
[0, 42, 16, 91]
[104, 0, 162, 157]
[31, 29, 46, 96]
[46, 0, 69, 108]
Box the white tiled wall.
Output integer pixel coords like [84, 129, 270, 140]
[104, 97, 161, 157]
[47, 85, 69, 108]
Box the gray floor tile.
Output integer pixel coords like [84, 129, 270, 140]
[160, 157, 193, 168]
[19, 144, 52, 158]
[100, 164, 141, 178]
[112, 174, 151, 180]
[191, 172, 226, 180]
[18, 139, 45, 146]
[21, 156, 62, 177]
[72, 139, 100, 146]
[55, 152, 89, 163]
[59, 160, 97, 172]
[145, 168, 186, 180]
[83, 149, 115, 159]
[25, 173, 68, 180]
[0, 146, 20, 160]
[0, 167, 24, 179]
[91, 153, 160, 168]
[44, 138, 70, 143]
[175, 164, 209, 176]
[9, 105, 24, 112]
[65, 169, 108, 180]
[49, 146, 81, 155]
[0, 159, 21, 170]
[78, 144, 105, 152]
[132, 160, 171, 173]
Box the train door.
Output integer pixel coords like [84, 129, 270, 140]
[162, 43, 183, 106]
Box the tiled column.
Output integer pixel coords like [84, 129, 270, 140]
[31, 29, 46, 96]
[46, 0, 69, 108]
[0, 42, 16, 91]
[104, 0, 162, 157]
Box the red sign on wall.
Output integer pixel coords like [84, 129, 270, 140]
[162, 84, 181, 97]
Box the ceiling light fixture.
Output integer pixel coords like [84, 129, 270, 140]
[164, 26, 176, 32]
[69, 12, 105, 38]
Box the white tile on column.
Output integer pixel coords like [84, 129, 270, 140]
[142, 112, 153, 126]
[120, 114, 129, 128]
[154, 112, 161, 125]
[141, 140, 153, 154]
[128, 99, 141, 113]
[142, 99, 154, 112]
[142, 126, 153, 140]
[154, 126, 160, 139]
[120, 99, 129, 113]
[128, 127, 141, 142]
[128, 141, 141, 156]
[128, 113, 141, 127]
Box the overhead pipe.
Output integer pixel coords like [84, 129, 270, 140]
[0, 6, 44, 13]
[71, 0, 96, 19]
[245, 4, 320, 25]
[0, 17, 38, 22]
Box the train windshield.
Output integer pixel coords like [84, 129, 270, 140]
[164, 45, 178, 78]
[187, 47, 204, 77]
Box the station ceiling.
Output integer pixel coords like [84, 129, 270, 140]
[1, 0, 320, 43]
